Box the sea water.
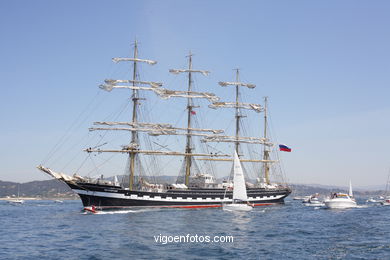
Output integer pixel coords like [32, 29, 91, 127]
[1, 199, 389, 259]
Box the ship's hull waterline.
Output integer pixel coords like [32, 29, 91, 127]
[66, 182, 291, 210]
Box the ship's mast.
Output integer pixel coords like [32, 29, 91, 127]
[129, 40, 139, 190]
[185, 52, 194, 186]
[234, 69, 241, 155]
[90, 47, 229, 187]
[168, 52, 211, 186]
[262, 96, 270, 184]
[203, 72, 265, 152]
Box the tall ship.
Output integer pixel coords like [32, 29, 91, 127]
[38, 41, 291, 210]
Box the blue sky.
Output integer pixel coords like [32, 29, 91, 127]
[1, 0, 390, 187]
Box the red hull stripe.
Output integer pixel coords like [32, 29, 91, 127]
[162, 205, 221, 208]
[163, 203, 274, 208]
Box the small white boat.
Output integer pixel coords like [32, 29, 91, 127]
[324, 181, 357, 209]
[380, 198, 390, 206]
[222, 151, 253, 212]
[84, 205, 99, 213]
[7, 184, 24, 204]
[7, 199, 24, 204]
[223, 200, 254, 211]
[304, 194, 324, 207]
[366, 197, 377, 203]
[300, 196, 312, 203]
[293, 196, 310, 201]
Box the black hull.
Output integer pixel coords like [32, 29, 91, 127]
[66, 181, 291, 210]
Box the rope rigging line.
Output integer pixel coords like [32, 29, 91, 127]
[42, 91, 103, 165]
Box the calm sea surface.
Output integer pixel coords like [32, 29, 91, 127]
[1, 198, 389, 259]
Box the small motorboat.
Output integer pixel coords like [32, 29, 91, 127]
[84, 205, 99, 214]
[324, 181, 357, 209]
[324, 193, 356, 209]
[293, 196, 310, 201]
[300, 196, 312, 203]
[380, 198, 390, 206]
[304, 193, 324, 207]
[366, 197, 378, 203]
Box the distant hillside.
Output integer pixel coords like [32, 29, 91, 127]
[290, 184, 385, 197]
[0, 179, 76, 198]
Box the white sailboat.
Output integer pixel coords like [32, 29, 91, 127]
[380, 171, 390, 206]
[324, 180, 357, 209]
[7, 184, 24, 204]
[223, 151, 253, 212]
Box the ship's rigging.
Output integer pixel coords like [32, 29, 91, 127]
[88, 42, 230, 189]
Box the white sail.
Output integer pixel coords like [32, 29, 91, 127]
[202, 135, 270, 145]
[218, 81, 256, 89]
[208, 101, 263, 113]
[232, 151, 248, 201]
[112, 57, 157, 65]
[169, 69, 210, 76]
[348, 180, 353, 197]
[114, 176, 120, 186]
[104, 79, 163, 88]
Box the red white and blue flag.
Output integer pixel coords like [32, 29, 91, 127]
[279, 144, 291, 152]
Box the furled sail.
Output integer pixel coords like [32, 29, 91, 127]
[104, 79, 163, 88]
[201, 135, 270, 145]
[84, 148, 228, 157]
[218, 81, 256, 89]
[209, 101, 263, 113]
[93, 121, 172, 128]
[112, 57, 157, 65]
[99, 84, 159, 93]
[99, 84, 219, 102]
[153, 88, 219, 102]
[92, 122, 224, 135]
[169, 69, 210, 76]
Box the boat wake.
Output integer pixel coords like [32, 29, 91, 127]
[82, 207, 162, 215]
[91, 210, 139, 215]
[355, 205, 369, 209]
[304, 203, 325, 207]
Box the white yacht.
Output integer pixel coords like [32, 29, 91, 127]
[324, 181, 357, 209]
